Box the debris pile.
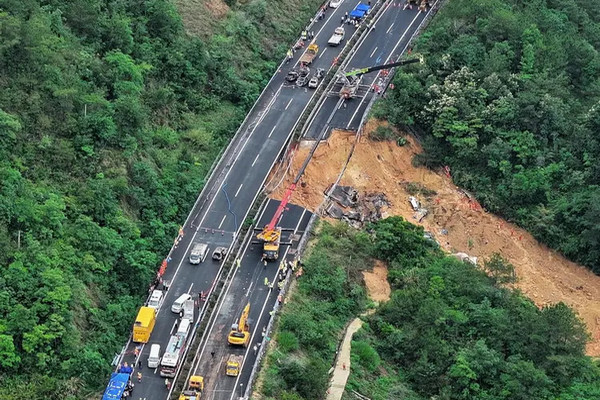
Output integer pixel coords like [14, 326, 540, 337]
[325, 185, 390, 228]
[408, 195, 428, 222]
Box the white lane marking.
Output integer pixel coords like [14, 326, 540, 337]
[234, 184, 244, 198]
[318, 47, 328, 59]
[192, 199, 272, 372]
[167, 85, 282, 292]
[170, 321, 178, 335]
[229, 245, 292, 400]
[338, 100, 346, 110]
[218, 215, 227, 229]
[268, 125, 277, 138]
[294, 209, 307, 234]
[346, 11, 422, 130]
[386, 22, 394, 34]
[187, 283, 194, 294]
[251, 153, 260, 167]
[285, 98, 293, 110]
[370, 46, 378, 58]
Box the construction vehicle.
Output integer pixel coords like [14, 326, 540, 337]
[257, 180, 297, 261]
[299, 43, 319, 65]
[178, 376, 203, 400]
[226, 354, 244, 376]
[339, 57, 422, 99]
[133, 306, 156, 343]
[228, 303, 250, 346]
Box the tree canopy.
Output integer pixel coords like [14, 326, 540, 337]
[375, 0, 600, 272]
[0, 0, 325, 397]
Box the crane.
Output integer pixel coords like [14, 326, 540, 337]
[340, 56, 422, 98]
[227, 303, 250, 346]
[257, 184, 296, 261]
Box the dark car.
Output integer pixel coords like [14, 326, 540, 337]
[286, 71, 299, 82]
[316, 68, 325, 79]
[296, 75, 308, 87]
[298, 65, 310, 77]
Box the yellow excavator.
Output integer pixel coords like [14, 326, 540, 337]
[227, 303, 250, 346]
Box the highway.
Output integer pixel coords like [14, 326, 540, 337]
[186, 199, 311, 400]
[304, 3, 428, 139]
[112, 1, 367, 399]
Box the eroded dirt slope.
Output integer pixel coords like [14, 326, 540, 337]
[270, 121, 600, 356]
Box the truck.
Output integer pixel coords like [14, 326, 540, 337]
[189, 242, 209, 264]
[328, 27, 345, 46]
[160, 319, 191, 377]
[133, 306, 156, 343]
[178, 376, 204, 400]
[182, 298, 195, 321]
[102, 372, 134, 400]
[226, 354, 244, 376]
[299, 43, 319, 65]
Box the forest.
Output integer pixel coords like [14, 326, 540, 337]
[260, 219, 600, 400]
[0, 0, 323, 397]
[374, 0, 600, 272]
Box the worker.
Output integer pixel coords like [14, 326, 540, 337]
[253, 344, 258, 355]
[137, 372, 142, 383]
[268, 282, 274, 290]
[264, 277, 269, 286]
[174, 321, 178, 332]
[262, 326, 267, 337]
[165, 378, 171, 390]
[278, 281, 284, 290]
[211, 350, 215, 358]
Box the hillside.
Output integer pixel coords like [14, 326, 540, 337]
[374, 0, 600, 272]
[0, 0, 324, 398]
[270, 124, 600, 356]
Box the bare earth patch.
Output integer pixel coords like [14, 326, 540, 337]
[362, 260, 391, 303]
[270, 120, 600, 356]
[175, 0, 230, 37]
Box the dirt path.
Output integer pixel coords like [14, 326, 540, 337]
[326, 318, 363, 400]
[271, 121, 600, 356]
[363, 260, 391, 303]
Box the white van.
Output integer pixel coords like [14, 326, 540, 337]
[177, 318, 191, 337]
[189, 243, 209, 264]
[171, 293, 193, 314]
[148, 344, 161, 368]
[148, 290, 163, 310]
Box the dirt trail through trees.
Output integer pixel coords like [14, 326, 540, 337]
[271, 121, 600, 356]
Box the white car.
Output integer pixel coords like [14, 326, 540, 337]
[329, 0, 343, 8]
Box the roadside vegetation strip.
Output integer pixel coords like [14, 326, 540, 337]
[256, 217, 600, 400]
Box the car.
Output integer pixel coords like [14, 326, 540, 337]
[298, 65, 310, 77]
[316, 68, 325, 79]
[212, 247, 227, 261]
[286, 71, 298, 82]
[308, 76, 319, 89]
[329, 0, 343, 8]
[296, 75, 308, 87]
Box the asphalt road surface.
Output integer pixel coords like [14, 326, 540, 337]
[187, 199, 311, 400]
[304, 4, 429, 139]
[110, 1, 363, 399]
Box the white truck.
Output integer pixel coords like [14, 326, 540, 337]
[160, 319, 191, 377]
[182, 298, 195, 321]
[189, 242, 209, 264]
[328, 27, 345, 46]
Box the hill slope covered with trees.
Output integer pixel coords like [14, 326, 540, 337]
[375, 0, 600, 272]
[0, 0, 322, 397]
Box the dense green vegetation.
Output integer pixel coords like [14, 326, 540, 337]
[0, 0, 323, 397]
[259, 218, 600, 400]
[261, 222, 370, 400]
[374, 0, 600, 272]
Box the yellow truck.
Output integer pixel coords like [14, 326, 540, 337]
[178, 376, 204, 400]
[226, 354, 244, 376]
[133, 306, 156, 343]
